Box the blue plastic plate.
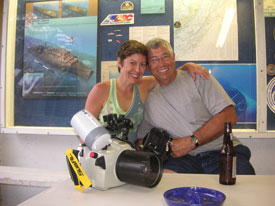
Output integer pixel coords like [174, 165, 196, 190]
[163, 187, 226, 206]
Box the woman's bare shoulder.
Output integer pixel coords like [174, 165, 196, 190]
[85, 81, 111, 115]
[87, 81, 110, 100]
[94, 80, 110, 89]
[90, 80, 110, 95]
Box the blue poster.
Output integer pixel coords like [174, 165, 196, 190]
[202, 64, 256, 126]
[23, 16, 97, 97]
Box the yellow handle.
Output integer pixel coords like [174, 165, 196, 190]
[66, 149, 92, 191]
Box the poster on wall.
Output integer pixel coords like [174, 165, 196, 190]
[173, 0, 238, 61]
[203, 64, 256, 128]
[129, 25, 170, 44]
[101, 61, 119, 81]
[62, 0, 89, 17]
[264, 0, 275, 17]
[27, 1, 60, 19]
[23, 0, 98, 98]
[140, 0, 165, 14]
[267, 77, 275, 114]
[25, 0, 92, 20]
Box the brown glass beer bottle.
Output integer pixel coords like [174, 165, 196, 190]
[219, 122, 236, 185]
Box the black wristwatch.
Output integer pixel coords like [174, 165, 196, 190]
[191, 135, 199, 148]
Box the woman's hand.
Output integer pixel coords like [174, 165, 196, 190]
[178, 62, 209, 80]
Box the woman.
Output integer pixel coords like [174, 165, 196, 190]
[84, 40, 208, 145]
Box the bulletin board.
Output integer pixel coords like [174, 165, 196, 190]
[11, 0, 257, 128]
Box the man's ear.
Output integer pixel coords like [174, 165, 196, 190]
[117, 57, 122, 68]
[172, 52, 175, 61]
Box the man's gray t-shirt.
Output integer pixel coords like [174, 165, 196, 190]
[138, 70, 240, 156]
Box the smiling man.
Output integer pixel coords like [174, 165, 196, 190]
[137, 38, 255, 175]
[146, 42, 176, 86]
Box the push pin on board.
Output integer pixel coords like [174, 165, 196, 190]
[174, 21, 181, 29]
[267, 64, 275, 76]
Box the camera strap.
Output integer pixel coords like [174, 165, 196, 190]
[65, 149, 92, 191]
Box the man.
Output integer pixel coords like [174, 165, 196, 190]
[137, 38, 255, 174]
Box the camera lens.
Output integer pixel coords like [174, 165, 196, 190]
[116, 150, 163, 188]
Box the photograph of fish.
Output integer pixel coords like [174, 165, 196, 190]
[23, 16, 97, 98]
[62, 0, 89, 17]
[32, 1, 59, 19]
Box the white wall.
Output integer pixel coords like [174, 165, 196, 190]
[1, 133, 275, 205]
[0, 133, 79, 170]
[2, 134, 275, 174]
[0, 134, 79, 170]
[0, 133, 79, 206]
[240, 138, 275, 174]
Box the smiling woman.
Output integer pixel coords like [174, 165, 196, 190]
[84, 40, 150, 144]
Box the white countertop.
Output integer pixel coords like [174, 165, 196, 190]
[19, 173, 275, 206]
[0, 166, 69, 187]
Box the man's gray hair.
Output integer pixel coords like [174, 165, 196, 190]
[145, 38, 174, 55]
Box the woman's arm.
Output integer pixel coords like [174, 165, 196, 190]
[85, 82, 109, 118]
[79, 82, 109, 144]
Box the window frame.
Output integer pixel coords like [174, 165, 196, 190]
[0, 0, 274, 138]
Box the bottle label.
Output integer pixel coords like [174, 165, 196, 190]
[230, 133, 233, 141]
[232, 156, 236, 178]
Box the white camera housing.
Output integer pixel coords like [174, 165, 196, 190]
[71, 110, 112, 151]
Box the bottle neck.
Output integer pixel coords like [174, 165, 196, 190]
[223, 122, 232, 144]
[224, 122, 232, 133]
[223, 132, 232, 144]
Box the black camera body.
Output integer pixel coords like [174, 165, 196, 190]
[141, 127, 172, 160]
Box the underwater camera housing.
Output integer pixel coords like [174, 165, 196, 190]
[66, 110, 163, 191]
